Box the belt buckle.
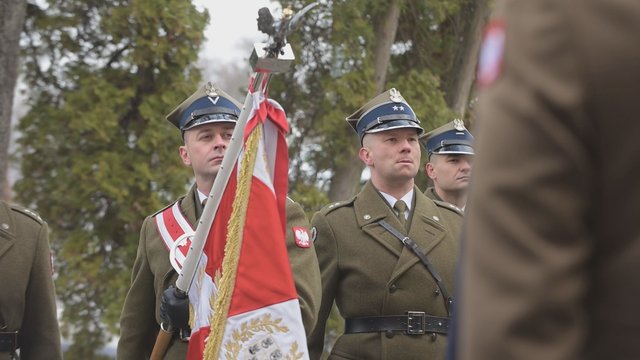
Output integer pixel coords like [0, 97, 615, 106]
[406, 311, 425, 335]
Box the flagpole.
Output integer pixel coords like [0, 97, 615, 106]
[176, 1, 318, 295]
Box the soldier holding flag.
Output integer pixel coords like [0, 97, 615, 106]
[116, 83, 321, 359]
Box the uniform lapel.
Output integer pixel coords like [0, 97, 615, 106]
[356, 182, 405, 257]
[0, 203, 15, 260]
[355, 182, 449, 282]
[0, 229, 15, 260]
[408, 188, 447, 253]
[388, 187, 447, 283]
[181, 184, 199, 227]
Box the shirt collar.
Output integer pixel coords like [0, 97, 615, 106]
[197, 189, 208, 205]
[379, 189, 414, 211]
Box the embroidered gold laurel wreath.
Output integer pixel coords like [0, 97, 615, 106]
[223, 313, 303, 360]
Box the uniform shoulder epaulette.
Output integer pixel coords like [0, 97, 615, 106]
[9, 204, 44, 224]
[432, 200, 464, 216]
[320, 196, 356, 215]
[151, 199, 179, 218]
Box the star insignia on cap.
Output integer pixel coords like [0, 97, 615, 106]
[453, 118, 466, 131]
[393, 105, 399, 111]
[204, 82, 218, 97]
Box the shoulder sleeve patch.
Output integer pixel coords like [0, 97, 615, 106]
[292, 226, 311, 248]
[10, 204, 44, 224]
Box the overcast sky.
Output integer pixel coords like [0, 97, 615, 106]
[193, 0, 280, 65]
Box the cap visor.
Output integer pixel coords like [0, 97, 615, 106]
[364, 119, 424, 136]
[432, 144, 474, 155]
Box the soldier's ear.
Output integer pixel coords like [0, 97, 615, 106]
[179, 145, 192, 166]
[426, 162, 437, 180]
[359, 147, 374, 166]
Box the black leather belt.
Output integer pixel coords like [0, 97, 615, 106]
[0, 331, 19, 352]
[345, 312, 449, 335]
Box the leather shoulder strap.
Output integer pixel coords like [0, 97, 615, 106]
[378, 219, 453, 316]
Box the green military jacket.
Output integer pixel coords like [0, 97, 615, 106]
[424, 186, 443, 202]
[425, 186, 465, 213]
[308, 181, 463, 360]
[117, 185, 321, 359]
[0, 201, 61, 360]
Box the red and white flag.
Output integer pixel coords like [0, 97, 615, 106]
[186, 87, 308, 360]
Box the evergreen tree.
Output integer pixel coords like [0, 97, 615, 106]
[16, 1, 208, 357]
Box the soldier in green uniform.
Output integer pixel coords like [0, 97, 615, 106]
[308, 89, 463, 360]
[117, 83, 321, 359]
[0, 200, 62, 360]
[454, 0, 640, 359]
[420, 119, 474, 212]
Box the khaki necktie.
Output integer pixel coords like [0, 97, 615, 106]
[393, 200, 408, 229]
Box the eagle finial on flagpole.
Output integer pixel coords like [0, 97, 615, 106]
[251, 2, 319, 73]
[256, 3, 318, 57]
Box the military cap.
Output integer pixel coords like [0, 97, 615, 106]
[420, 119, 474, 157]
[166, 82, 242, 131]
[346, 88, 424, 142]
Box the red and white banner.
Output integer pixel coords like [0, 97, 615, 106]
[186, 89, 308, 360]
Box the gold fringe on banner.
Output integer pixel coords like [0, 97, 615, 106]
[203, 123, 263, 360]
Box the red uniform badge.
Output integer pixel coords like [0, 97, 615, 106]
[292, 226, 311, 248]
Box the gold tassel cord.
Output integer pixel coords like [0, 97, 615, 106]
[203, 123, 263, 360]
